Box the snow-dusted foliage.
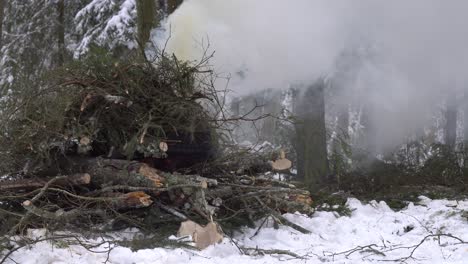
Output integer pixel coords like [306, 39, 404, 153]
[0, 0, 140, 95]
[0, 1, 57, 92]
[74, 0, 137, 57]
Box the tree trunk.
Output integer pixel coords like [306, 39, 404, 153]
[294, 81, 328, 192]
[360, 102, 377, 158]
[56, 0, 65, 66]
[331, 103, 349, 177]
[337, 104, 349, 140]
[0, 0, 4, 48]
[260, 92, 281, 143]
[445, 91, 457, 149]
[463, 90, 468, 145]
[136, 0, 156, 47]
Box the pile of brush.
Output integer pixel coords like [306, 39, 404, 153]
[0, 48, 312, 249]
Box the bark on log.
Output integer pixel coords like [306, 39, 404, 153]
[22, 192, 153, 221]
[21, 191, 152, 221]
[39, 157, 216, 191]
[41, 157, 167, 189]
[0, 173, 90, 191]
[85, 158, 160, 188]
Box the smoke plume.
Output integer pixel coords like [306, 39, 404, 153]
[156, 0, 468, 150]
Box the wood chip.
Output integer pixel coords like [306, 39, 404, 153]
[270, 158, 292, 171]
[270, 150, 292, 171]
[177, 220, 223, 249]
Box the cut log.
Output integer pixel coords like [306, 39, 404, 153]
[52, 158, 167, 189]
[159, 141, 168, 152]
[0, 173, 90, 191]
[107, 191, 153, 209]
[137, 163, 166, 188]
[49, 157, 216, 191]
[21, 191, 152, 221]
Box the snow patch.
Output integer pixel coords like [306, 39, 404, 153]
[4, 198, 468, 264]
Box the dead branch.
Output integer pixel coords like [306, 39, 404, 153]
[0, 173, 90, 191]
[22, 200, 106, 220]
[241, 247, 303, 259]
[384, 234, 467, 262]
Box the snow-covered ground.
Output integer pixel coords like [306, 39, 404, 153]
[4, 196, 468, 264]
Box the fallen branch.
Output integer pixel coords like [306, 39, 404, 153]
[156, 202, 188, 221]
[254, 197, 311, 234]
[384, 234, 467, 262]
[0, 173, 90, 191]
[241, 246, 303, 259]
[22, 200, 106, 220]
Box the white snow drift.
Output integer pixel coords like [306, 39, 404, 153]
[4, 196, 468, 264]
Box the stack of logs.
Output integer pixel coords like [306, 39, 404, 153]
[0, 153, 312, 249]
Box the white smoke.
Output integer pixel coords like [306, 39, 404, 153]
[157, 0, 356, 94]
[155, 0, 468, 149]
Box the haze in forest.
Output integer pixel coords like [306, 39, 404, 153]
[157, 0, 468, 151]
